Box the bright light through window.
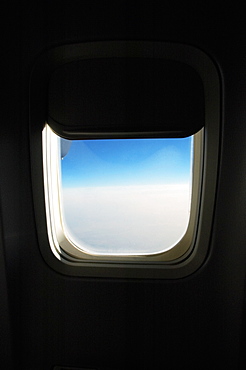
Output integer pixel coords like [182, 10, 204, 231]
[56, 131, 194, 256]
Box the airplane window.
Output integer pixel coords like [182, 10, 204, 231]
[43, 124, 202, 259]
[31, 42, 219, 277]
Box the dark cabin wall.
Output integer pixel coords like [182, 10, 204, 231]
[2, 2, 246, 369]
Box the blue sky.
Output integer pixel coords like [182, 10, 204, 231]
[60, 137, 192, 188]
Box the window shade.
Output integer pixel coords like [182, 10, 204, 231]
[48, 56, 204, 139]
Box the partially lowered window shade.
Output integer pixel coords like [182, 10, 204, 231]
[48, 57, 205, 139]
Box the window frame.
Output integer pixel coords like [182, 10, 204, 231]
[30, 41, 220, 278]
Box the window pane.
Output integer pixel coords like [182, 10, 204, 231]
[59, 136, 193, 256]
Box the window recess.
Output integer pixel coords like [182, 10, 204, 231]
[43, 125, 203, 261]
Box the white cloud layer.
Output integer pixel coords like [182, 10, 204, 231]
[61, 184, 191, 255]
